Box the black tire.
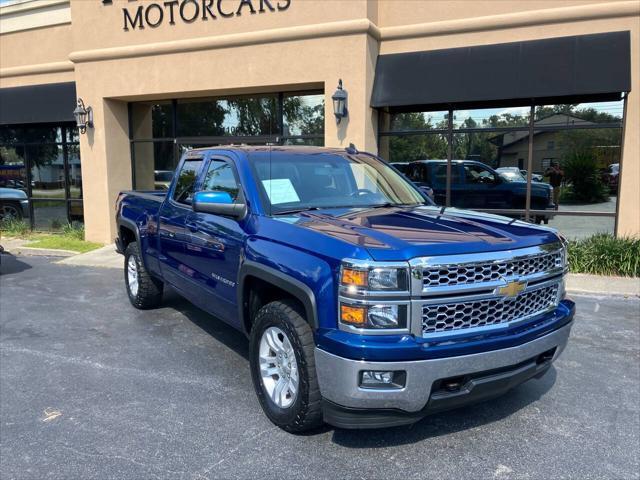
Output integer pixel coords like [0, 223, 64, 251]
[249, 300, 323, 433]
[124, 242, 163, 309]
[0, 201, 23, 221]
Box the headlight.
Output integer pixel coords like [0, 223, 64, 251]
[339, 260, 411, 333]
[340, 262, 409, 292]
[339, 303, 407, 330]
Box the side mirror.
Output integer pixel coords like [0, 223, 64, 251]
[192, 191, 247, 219]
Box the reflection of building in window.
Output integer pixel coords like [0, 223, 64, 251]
[490, 113, 620, 173]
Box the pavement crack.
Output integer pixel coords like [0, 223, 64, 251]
[0, 344, 231, 394]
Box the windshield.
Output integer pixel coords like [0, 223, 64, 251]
[251, 151, 425, 214]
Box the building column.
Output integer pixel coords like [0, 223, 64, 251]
[323, 33, 379, 154]
[78, 97, 131, 244]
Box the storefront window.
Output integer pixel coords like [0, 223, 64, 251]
[453, 106, 531, 129]
[378, 98, 625, 239]
[0, 145, 27, 193]
[0, 124, 82, 229]
[130, 90, 325, 189]
[379, 110, 448, 132]
[133, 141, 176, 191]
[32, 200, 67, 231]
[176, 96, 278, 137]
[378, 133, 448, 164]
[283, 94, 324, 136]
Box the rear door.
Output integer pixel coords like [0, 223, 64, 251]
[430, 163, 463, 207]
[182, 155, 247, 327]
[157, 155, 204, 290]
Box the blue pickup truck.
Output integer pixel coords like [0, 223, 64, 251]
[115, 146, 574, 432]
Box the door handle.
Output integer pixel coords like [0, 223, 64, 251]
[185, 222, 198, 232]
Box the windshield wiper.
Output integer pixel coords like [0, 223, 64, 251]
[364, 202, 419, 209]
[273, 206, 324, 215]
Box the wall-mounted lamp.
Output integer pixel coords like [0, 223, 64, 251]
[73, 98, 93, 134]
[331, 79, 348, 124]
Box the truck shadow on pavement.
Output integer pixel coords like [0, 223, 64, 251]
[159, 287, 557, 445]
[330, 368, 557, 446]
[161, 287, 250, 361]
[0, 253, 33, 276]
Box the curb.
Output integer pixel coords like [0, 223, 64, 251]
[10, 246, 77, 257]
[566, 273, 639, 297]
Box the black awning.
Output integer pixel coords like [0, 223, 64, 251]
[371, 31, 631, 109]
[0, 82, 77, 125]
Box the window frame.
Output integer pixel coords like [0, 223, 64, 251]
[200, 155, 244, 204]
[170, 156, 205, 207]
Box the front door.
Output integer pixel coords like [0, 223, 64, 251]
[183, 155, 247, 327]
[158, 156, 204, 290]
[460, 163, 503, 209]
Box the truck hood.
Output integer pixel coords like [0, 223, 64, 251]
[285, 205, 560, 261]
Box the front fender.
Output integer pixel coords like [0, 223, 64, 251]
[238, 238, 339, 333]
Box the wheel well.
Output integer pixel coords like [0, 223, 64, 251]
[242, 275, 306, 334]
[119, 225, 136, 248]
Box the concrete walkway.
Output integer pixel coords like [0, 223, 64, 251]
[56, 244, 122, 269]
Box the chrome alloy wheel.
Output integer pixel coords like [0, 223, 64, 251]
[259, 327, 299, 409]
[127, 255, 139, 297]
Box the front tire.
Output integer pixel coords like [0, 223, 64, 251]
[124, 242, 163, 309]
[0, 202, 23, 221]
[249, 300, 323, 433]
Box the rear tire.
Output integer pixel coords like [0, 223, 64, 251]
[124, 242, 163, 309]
[249, 300, 323, 433]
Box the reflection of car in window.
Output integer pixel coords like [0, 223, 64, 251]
[405, 160, 555, 224]
[601, 163, 619, 192]
[0, 187, 29, 221]
[154, 170, 174, 191]
[390, 162, 434, 200]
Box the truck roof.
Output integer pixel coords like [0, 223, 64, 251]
[186, 145, 351, 155]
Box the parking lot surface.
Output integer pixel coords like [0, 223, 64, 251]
[1, 254, 639, 480]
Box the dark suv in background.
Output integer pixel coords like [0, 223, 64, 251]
[394, 160, 555, 223]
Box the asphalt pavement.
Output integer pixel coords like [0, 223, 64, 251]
[0, 254, 638, 480]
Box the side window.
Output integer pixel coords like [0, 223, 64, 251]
[464, 164, 497, 184]
[202, 159, 240, 202]
[173, 158, 203, 205]
[434, 165, 461, 185]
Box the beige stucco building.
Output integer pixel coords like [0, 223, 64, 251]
[1, 0, 639, 243]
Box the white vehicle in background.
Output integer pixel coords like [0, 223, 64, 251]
[497, 167, 544, 183]
[0, 188, 29, 221]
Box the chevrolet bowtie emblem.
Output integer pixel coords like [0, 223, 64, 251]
[497, 280, 527, 298]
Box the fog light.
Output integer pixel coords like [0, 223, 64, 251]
[360, 370, 406, 389]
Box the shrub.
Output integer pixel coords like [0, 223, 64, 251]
[568, 234, 640, 277]
[562, 150, 609, 203]
[0, 218, 30, 237]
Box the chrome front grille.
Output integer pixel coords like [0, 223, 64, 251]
[422, 284, 559, 334]
[409, 243, 567, 337]
[421, 250, 563, 289]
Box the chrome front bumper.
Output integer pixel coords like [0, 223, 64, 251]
[315, 321, 572, 413]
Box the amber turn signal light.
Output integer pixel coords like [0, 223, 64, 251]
[340, 304, 366, 326]
[341, 268, 367, 287]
